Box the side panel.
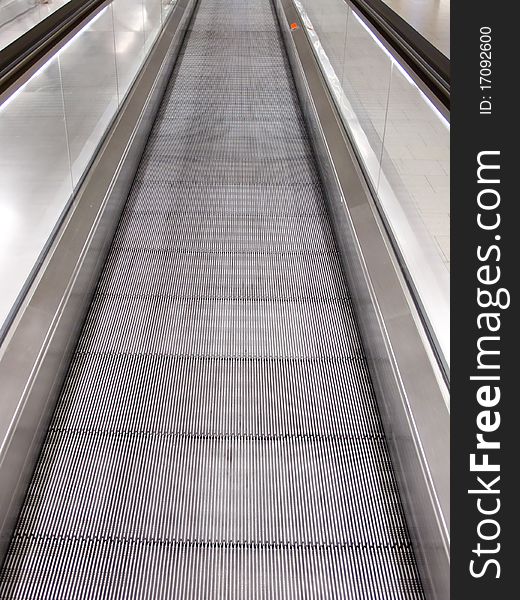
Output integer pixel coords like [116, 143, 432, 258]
[272, 1, 450, 598]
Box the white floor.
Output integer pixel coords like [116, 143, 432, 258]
[0, 0, 72, 51]
[381, 0, 450, 58]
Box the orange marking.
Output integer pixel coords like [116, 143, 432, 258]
[290, 22, 298, 30]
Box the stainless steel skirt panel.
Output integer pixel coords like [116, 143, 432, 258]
[0, 0, 425, 596]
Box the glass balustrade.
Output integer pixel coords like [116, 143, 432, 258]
[295, 0, 450, 369]
[0, 0, 176, 334]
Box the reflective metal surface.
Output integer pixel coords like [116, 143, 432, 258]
[274, 0, 449, 597]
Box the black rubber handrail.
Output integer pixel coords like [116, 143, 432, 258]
[347, 0, 450, 110]
[0, 0, 107, 98]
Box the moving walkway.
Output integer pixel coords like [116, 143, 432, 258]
[0, 0, 450, 597]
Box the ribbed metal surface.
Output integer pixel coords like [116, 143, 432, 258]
[0, 0, 425, 597]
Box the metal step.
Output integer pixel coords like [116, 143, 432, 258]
[0, 0, 425, 597]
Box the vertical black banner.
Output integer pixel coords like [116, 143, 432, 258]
[452, 1, 518, 597]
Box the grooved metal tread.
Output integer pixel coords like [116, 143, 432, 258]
[53, 356, 384, 436]
[2, 540, 422, 599]
[111, 212, 336, 252]
[97, 248, 348, 295]
[0, 0, 425, 597]
[126, 182, 326, 215]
